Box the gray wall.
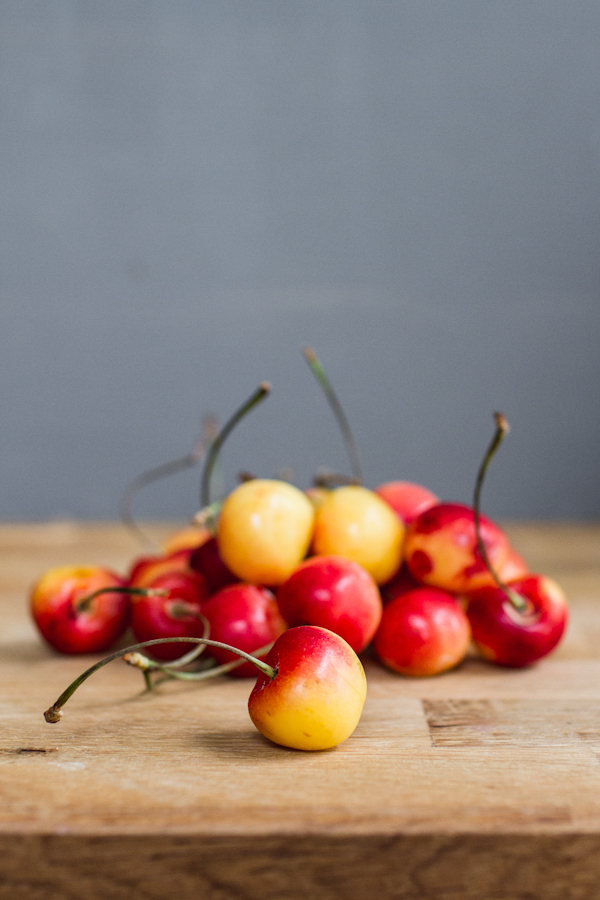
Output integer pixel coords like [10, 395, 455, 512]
[1, 2, 599, 521]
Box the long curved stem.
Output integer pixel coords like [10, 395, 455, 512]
[473, 412, 527, 613]
[121, 415, 218, 550]
[303, 347, 362, 485]
[129, 641, 276, 682]
[200, 383, 271, 509]
[44, 637, 277, 723]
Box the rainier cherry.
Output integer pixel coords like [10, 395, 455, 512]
[311, 485, 404, 585]
[44, 625, 367, 751]
[217, 478, 315, 586]
[277, 555, 382, 653]
[248, 625, 367, 750]
[201, 584, 287, 677]
[404, 502, 511, 594]
[374, 587, 471, 677]
[31, 566, 129, 654]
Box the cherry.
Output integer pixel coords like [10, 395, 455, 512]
[30, 566, 129, 654]
[276, 555, 382, 653]
[217, 478, 315, 586]
[189, 536, 238, 594]
[374, 586, 471, 677]
[379, 564, 422, 605]
[311, 485, 404, 585]
[201, 584, 287, 677]
[463, 412, 568, 667]
[128, 548, 194, 589]
[467, 575, 568, 667]
[130, 570, 209, 661]
[248, 625, 367, 750]
[404, 502, 511, 594]
[43, 626, 367, 751]
[375, 481, 439, 525]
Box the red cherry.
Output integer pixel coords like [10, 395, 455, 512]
[379, 563, 422, 605]
[128, 548, 193, 588]
[375, 481, 439, 525]
[467, 575, 568, 667]
[130, 569, 208, 661]
[277, 555, 382, 653]
[374, 586, 471, 676]
[201, 584, 287, 677]
[30, 566, 129, 654]
[189, 536, 238, 594]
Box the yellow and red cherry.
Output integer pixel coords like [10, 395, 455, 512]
[374, 587, 471, 677]
[44, 625, 367, 752]
[311, 485, 404, 585]
[128, 548, 194, 589]
[189, 536, 238, 595]
[276, 555, 382, 653]
[130, 570, 208, 661]
[201, 584, 287, 677]
[217, 479, 315, 586]
[466, 575, 568, 667]
[30, 566, 129, 654]
[404, 502, 511, 594]
[248, 625, 367, 751]
[375, 481, 439, 525]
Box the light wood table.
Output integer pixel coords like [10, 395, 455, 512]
[1, 522, 600, 899]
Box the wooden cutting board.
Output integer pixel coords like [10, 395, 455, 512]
[1, 522, 600, 900]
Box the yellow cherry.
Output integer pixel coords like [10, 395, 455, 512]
[311, 485, 405, 584]
[217, 479, 315, 586]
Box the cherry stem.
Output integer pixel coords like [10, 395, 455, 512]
[127, 641, 275, 683]
[473, 412, 528, 613]
[303, 347, 363, 485]
[75, 585, 167, 615]
[44, 637, 277, 723]
[120, 415, 218, 550]
[200, 383, 271, 509]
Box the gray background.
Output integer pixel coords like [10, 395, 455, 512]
[1, 1, 599, 522]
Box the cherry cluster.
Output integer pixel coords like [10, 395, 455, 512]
[35, 353, 568, 751]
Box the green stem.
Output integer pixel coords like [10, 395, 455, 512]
[44, 637, 277, 723]
[120, 415, 217, 550]
[132, 641, 276, 682]
[200, 383, 271, 509]
[473, 412, 528, 613]
[303, 347, 362, 485]
[75, 586, 167, 615]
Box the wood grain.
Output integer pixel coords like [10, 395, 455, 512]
[1, 521, 600, 899]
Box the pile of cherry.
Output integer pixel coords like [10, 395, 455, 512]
[35, 355, 568, 752]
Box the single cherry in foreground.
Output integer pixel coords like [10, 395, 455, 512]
[374, 587, 471, 677]
[277, 555, 382, 653]
[248, 626, 367, 751]
[31, 566, 129, 654]
[43, 626, 366, 752]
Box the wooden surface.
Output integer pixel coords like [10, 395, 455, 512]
[1, 521, 600, 899]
